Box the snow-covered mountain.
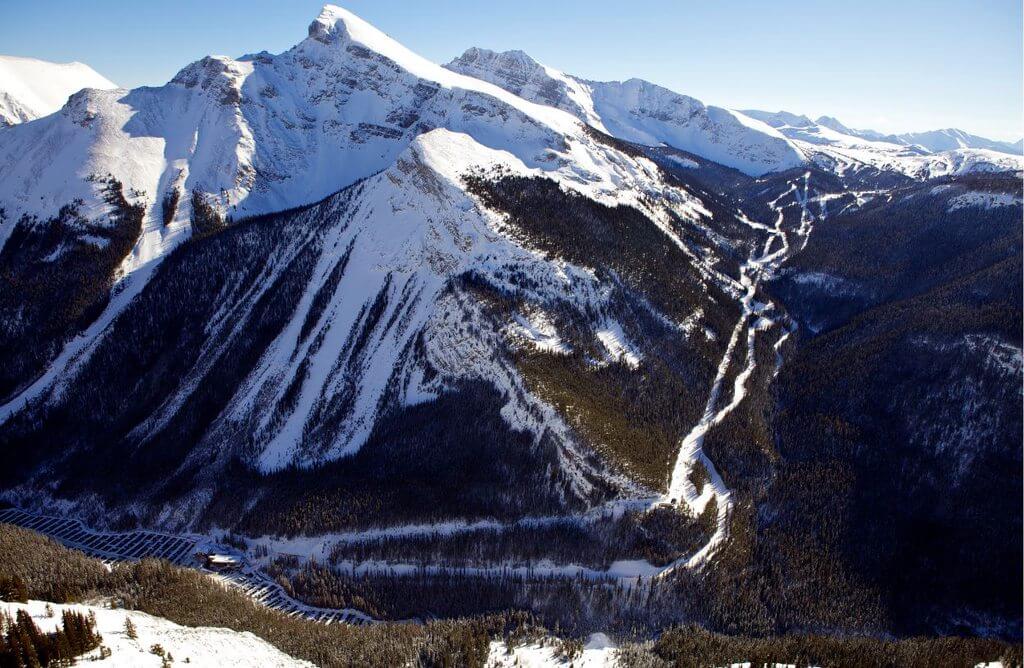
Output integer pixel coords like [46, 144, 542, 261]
[445, 50, 1022, 181]
[894, 127, 1021, 155]
[445, 47, 806, 176]
[0, 8, 584, 246]
[0, 55, 116, 126]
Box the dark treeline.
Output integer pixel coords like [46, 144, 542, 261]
[270, 556, 652, 631]
[616, 624, 1023, 668]
[189, 189, 224, 237]
[462, 172, 745, 487]
[160, 187, 180, 227]
[463, 171, 739, 337]
[204, 379, 580, 536]
[0, 175, 143, 402]
[0, 188, 331, 506]
[318, 501, 719, 573]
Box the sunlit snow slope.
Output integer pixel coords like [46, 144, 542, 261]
[0, 55, 116, 126]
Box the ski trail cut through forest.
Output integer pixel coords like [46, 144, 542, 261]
[657, 172, 816, 572]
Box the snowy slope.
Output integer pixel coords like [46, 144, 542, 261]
[214, 127, 709, 474]
[0, 600, 310, 667]
[446, 48, 806, 176]
[0, 55, 116, 126]
[0, 4, 695, 421]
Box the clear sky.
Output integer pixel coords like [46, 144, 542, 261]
[1, 0, 1020, 140]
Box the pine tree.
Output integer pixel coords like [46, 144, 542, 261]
[124, 616, 138, 640]
[16, 610, 46, 666]
[12, 613, 41, 668]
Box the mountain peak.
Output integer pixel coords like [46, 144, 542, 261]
[307, 4, 360, 44]
[456, 47, 540, 67]
[815, 115, 852, 133]
[305, 4, 419, 63]
[447, 47, 550, 82]
[741, 109, 814, 129]
[304, 4, 429, 71]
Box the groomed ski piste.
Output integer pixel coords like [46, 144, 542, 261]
[0, 174, 821, 622]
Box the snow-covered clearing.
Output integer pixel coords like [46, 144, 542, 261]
[948, 191, 1021, 212]
[486, 632, 618, 667]
[510, 309, 571, 354]
[0, 600, 312, 667]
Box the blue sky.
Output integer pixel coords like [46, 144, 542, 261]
[1, 0, 1020, 140]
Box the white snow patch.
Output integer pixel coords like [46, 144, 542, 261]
[595, 321, 642, 368]
[665, 154, 699, 169]
[510, 309, 571, 354]
[790, 271, 865, 297]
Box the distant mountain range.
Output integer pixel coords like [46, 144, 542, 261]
[745, 109, 1021, 155]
